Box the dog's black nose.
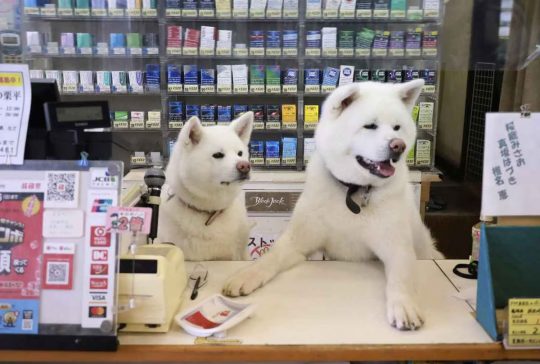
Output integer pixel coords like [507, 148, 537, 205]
[389, 138, 406, 160]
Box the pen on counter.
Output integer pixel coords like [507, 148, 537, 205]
[190, 276, 201, 300]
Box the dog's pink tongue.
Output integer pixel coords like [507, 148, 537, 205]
[377, 161, 395, 177]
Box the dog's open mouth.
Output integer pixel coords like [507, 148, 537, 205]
[356, 156, 395, 178]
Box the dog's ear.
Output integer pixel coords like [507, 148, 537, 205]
[230, 111, 254, 145]
[398, 79, 425, 110]
[181, 116, 204, 145]
[323, 83, 360, 118]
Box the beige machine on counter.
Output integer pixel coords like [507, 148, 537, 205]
[118, 244, 187, 333]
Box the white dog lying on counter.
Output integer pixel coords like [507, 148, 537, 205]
[157, 112, 254, 261]
[223, 80, 444, 331]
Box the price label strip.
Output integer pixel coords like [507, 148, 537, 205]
[507, 298, 540, 348]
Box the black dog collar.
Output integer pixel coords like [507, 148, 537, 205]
[336, 179, 372, 214]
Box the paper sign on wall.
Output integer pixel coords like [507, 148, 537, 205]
[481, 113, 540, 216]
[0, 64, 31, 165]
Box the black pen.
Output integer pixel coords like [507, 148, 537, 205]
[190, 276, 201, 300]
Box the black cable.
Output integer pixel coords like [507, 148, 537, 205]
[453, 260, 478, 280]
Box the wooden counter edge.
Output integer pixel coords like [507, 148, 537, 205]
[2, 343, 539, 362]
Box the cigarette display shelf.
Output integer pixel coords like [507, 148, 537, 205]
[21, 0, 443, 172]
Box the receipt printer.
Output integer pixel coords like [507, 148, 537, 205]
[118, 244, 187, 332]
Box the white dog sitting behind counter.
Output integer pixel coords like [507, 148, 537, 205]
[157, 112, 254, 261]
[223, 80, 444, 331]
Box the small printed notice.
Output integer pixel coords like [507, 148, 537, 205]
[106, 207, 152, 235]
[481, 113, 540, 216]
[507, 298, 540, 348]
[0, 64, 31, 165]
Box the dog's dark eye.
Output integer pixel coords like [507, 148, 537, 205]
[237, 151, 243, 157]
[212, 152, 225, 159]
[393, 125, 401, 131]
[364, 123, 378, 130]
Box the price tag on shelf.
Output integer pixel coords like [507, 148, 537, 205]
[216, 10, 232, 18]
[91, 8, 107, 16]
[199, 9, 215, 17]
[282, 121, 297, 130]
[266, 9, 282, 18]
[182, 9, 198, 17]
[57, 8, 74, 16]
[423, 49, 438, 57]
[282, 157, 296, 166]
[283, 48, 297, 56]
[74, 8, 90, 16]
[146, 120, 161, 129]
[421, 85, 436, 94]
[322, 48, 337, 57]
[28, 46, 42, 54]
[356, 9, 372, 18]
[217, 85, 232, 94]
[266, 48, 281, 56]
[126, 8, 141, 16]
[202, 121, 216, 126]
[79, 47, 92, 55]
[323, 9, 338, 18]
[142, 8, 157, 17]
[129, 47, 142, 55]
[233, 85, 248, 94]
[390, 10, 406, 18]
[183, 47, 198, 56]
[200, 48, 215, 56]
[232, 9, 248, 17]
[321, 85, 336, 93]
[130, 120, 145, 129]
[201, 85, 216, 93]
[113, 120, 129, 129]
[166, 8, 182, 17]
[338, 48, 354, 57]
[184, 84, 200, 93]
[283, 9, 298, 18]
[112, 47, 126, 55]
[389, 48, 405, 57]
[168, 121, 183, 129]
[216, 48, 232, 56]
[80, 84, 95, 93]
[373, 9, 389, 18]
[282, 85, 297, 94]
[145, 47, 159, 55]
[355, 48, 370, 57]
[62, 46, 75, 55]
[306, 9, 322, 18]
[40, 7, 57, 16]
[339, 9, 354, 18]
[131, 155, 147, 165]
[372, 49, 388, 57]
[406, 49, 421, 57]
[24, 7, 40, 15]
[253, 121, 265, 130]
[265, 122, 281, 130]
[407, 9, 422, 19]
[304, 122, 318, 130]
[250, 84, 265, 94]
[62, 84, 78, 94]
[249, 48, 265, 56]
[167, 47, 182, 55]
[96, 47, 109, 55]
[266, 158, 281, 166]
[109, 8, 125, 16]
[233, 48, 248, 57]
[266, 85, 281, 94]
[305, 48, 321, 57]
[251, 157, 265, 165]
[249, 9, 265, 18]
[507, 298, 540, 348]
[305, 85, 320, 94]
[46, 46, 59, 55]
[218, 121, 231, 126]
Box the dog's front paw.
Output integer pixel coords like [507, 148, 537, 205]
[386, 297, 424, 330]
[222, 267, 268, 297]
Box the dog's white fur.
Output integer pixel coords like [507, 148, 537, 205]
[223, 80, 444, 330]
[157, 112, 254, 260]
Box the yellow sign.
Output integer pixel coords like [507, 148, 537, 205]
[0, 73, 23, 86]
[304, 105, 319, 124]
[508, 298, 540, 347]
[282, 104, 296, 123]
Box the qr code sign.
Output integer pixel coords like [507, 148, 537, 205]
[45, 171, 80, 208]
[46, 262, 69, 285]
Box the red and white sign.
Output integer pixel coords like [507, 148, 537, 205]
[90, 226, 110, 247]
[106, 207, 152, 235]
[90, 263, 108, 276]
[91, 249, 108, 261]
[89, 278, 108, 290]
